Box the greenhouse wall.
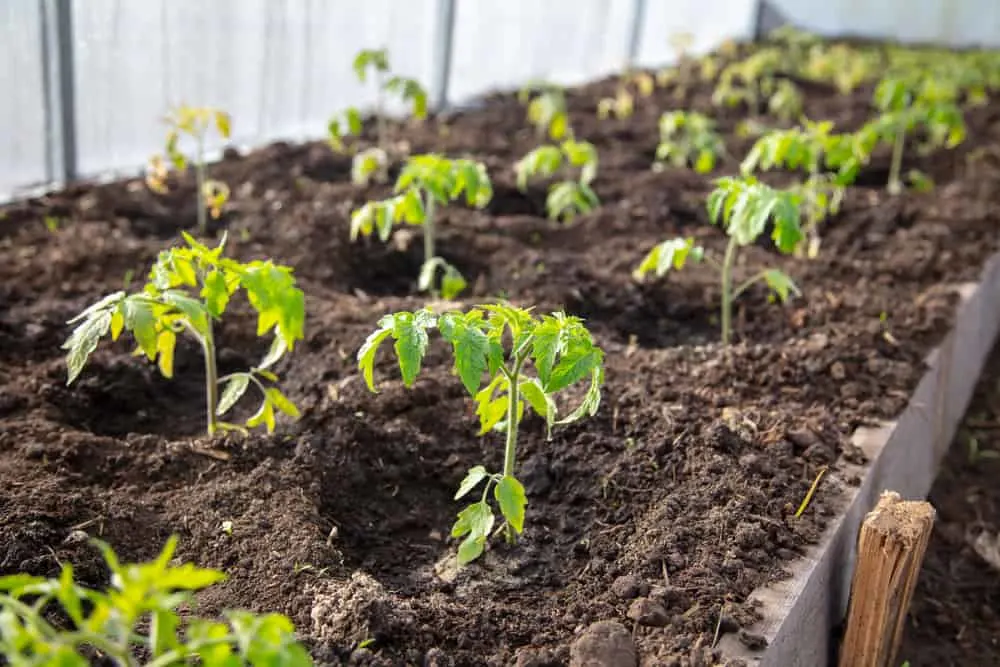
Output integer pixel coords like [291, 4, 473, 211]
[1, 0, 998, 200]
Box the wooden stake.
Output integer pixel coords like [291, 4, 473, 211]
[838, 491, 936, 667]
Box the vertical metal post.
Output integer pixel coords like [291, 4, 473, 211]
[39, 0, 77, 185]
[430, 0, 456, 111]
[624, 0, 647, 69]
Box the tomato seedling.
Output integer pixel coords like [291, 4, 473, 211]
[0, 535, 311, 665]
[64, 232, 305, 436]
[351, 154, 493, 298]
[597, 70, 654, 120]
[515, 139, 600, 222]
[518, 81, 570, 141]
[146, 105, 232, 235]
[864, 76, 966, 195]
[712, 48, 784, 117]
[741, 120, 854, 257]
[655, 111, 725, 174]
[635, 176, 803, 345]
[328, 48, 429, 186]
[357, 304, 604, 564]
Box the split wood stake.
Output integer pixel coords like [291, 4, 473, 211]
[838, 491, 936, 667]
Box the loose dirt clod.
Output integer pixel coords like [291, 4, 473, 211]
[570, 621, 637, 667]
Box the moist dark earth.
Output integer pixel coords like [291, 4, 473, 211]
[2, 38, 1000, 665]
[900, 343, 1000, 667]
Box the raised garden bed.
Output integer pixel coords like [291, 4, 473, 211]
[2, 37, 1000, 665]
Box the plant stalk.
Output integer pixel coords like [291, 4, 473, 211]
[720, 236, 738, 346]
[201, 322, 219, 436]
[195, 134, 207, 235]
[424, 197, 436, 265]
[502, 359, 525, 543]
[375, 72, 386, 152]
[888, 126, 906, 195]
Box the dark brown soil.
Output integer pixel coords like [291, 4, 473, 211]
[2, 39, 1000, 666]
[899, 344, 1000, 666]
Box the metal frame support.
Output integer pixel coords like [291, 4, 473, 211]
[430, 0, 456, 111]
[624, 0, 647, 69]
[39, 0, 77, 184]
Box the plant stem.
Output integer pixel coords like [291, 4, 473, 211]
[201, 322, 219, 436]
[195, 134, 207, 235]
[502, 358, 525, 544]
[888, 126, 906, 195]
[424, 196, 436, 265]
[720, 236, 738, 346]
[375, 72, 386, 152]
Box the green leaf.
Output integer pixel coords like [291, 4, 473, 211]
[246, 400, 276, 433]
[63, 310, 113, 384]
[454, 465, 489, 499]
[162, 290, 210, 333]
[519, 377, 557, 437]
[763, 269, 801, 302]
[259, 336, 288, 371]
[266, 387, 300, 418]
[495, 475, 527, 534]
[546, 345, 602, 394]
[457, 535, 486, 565]
[555, 365, 604, 425]
[439, 312, 490, 395]
[124, 298, 158, 360]
[201, 270, 229, 318]
[451, 501, 494, 539]
[392, 311, 433, 387]
[217, 375, 250, 416]
[476, 395, 509, 435]
[633, 237, 704, 280]
[357, 323, 393, 392]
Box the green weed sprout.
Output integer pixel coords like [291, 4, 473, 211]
[655, 111, 725, 174]
[865, 76, 966, 195]
[357, 304, 604, 564]
[146, 105, 232, 235]
[63, 232, 305, 436]
[635, 176, 803, 345]
[0, 535, 311, 666]
[741, 120, 850, 257]
[518, 81, 570, 141]
[351, 154, 493, 299]
[515, 139, 600, 222]
[328, 48, 429, 186]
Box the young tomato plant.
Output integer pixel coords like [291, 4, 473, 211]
[865, 76, 966, 195]
[0, 535, 311, 666]
[518, 81, 570, 141]
[634, 176, 803, 345]
[350, 154, 492, 298]
[741, 120, 849, 257]
[596, 69, 655, 120]
[328, 48, 429, 186]
[712, 48, 784, 117]
[63, 232, 305, 436]
[357, 304, 604, 565]
[146, 105, 232, 235]
[514, 139, 600, 222]
[655, 111, 725, 174]
[767, 79, 804, 124]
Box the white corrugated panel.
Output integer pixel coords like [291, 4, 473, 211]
[0, 2, 49, 196]
[71, 0, 437, 179]
[767, 0, 1000, 48]
[635, 0, 758, 66]
[448, 0, 635, 102]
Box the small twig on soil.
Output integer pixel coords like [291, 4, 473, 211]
[711, 603, 727, 648]
[795, 466, 828, 518]
[69, 516, 104, 532]
[189, 445, 231, 461]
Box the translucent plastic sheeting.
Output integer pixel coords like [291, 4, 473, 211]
[71, 0, 437, 180]
[447, 0, 636, 103]
[635, 0, 757, 66]
[767, 0, 1000, 48]
[0, 2, 49, 196]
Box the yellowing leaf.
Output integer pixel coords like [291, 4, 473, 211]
[156, 329, 176, 378]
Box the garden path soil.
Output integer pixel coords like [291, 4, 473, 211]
[2, 41, 1000, 665]
[899, 343, 1000, 667]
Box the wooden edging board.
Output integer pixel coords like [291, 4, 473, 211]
[717, 251, 1000, 666]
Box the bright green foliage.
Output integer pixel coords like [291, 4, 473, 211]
[741, 120, 851, 257]
[801, 42, 880, 94]
[515, 139, 600, 222]
[146, 105, 233, 235]
[712, 48, 785, 116]
[63, 232, 305, 436]
[0, 536, 310, 666]
[358, 304, 604, 565]
[518, 81, 570, 141]
[655, 111, 725, 174]
[636, 176, 803, 345]
[863, 76, 966, 194]
[767, 79, 804, 123]
[351, 154, 492, 298]
[327, 47, 429, 186]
